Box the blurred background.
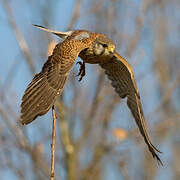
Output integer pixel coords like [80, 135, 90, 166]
[0, 0, 180, 179]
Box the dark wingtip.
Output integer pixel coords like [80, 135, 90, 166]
[32, 24, 38, 27]
[156, 155, 163, 166]
[152, 150, 163, 166]
[151, 144, 163, 154]
[32, 24, 44, 28]
[148, 144, 163, 166]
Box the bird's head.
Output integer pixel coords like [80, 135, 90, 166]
[92, 35, 115, 57]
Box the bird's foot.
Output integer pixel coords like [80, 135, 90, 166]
[76, 61, 86, 81]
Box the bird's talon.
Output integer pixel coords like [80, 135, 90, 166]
[78, 77, 82, 82]
[76, 61, 86, 81]
[76, 71, 81, 77]
[76, 61, 82, 65]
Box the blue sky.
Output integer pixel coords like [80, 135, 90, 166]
[0, 0, 180, 179]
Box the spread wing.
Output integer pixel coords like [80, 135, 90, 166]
[21, 41, 81, 125]
[100, 52, 162, 165]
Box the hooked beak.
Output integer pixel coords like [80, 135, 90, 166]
[33, 24, 73, 39]
[108, 44, 115, 54]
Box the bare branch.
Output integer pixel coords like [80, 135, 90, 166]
[67, 0, 83, 30]
[50, 105, 56, 180]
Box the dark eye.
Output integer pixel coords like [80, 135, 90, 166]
[102, 44, 108, 48]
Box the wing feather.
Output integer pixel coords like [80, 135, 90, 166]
[20, 41, 80, 125]
[20, 54, 69, 125]
[21, 74, 48, 109]
[20, 35, 93, 124]
[100, 52, 162, 165]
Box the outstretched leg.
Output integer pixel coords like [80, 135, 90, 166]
[76, 61, 86, 81]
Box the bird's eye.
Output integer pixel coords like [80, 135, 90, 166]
[102, 44, 108, 48]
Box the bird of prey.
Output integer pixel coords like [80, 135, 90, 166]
[20, 25, 162, 165]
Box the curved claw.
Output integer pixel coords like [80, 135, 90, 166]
[76, 61, 86, 81]
[76, 61, 83, 65]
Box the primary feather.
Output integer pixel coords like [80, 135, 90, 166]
[99, 52, 162, 165]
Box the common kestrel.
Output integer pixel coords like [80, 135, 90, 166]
[20, 25, 162, 165]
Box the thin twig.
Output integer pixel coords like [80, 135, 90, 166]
[51, 105, 56, 180]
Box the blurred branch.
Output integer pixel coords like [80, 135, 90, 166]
[81, 95, 117, 179]
[2, 0, 35, 74]
[0, 53, 21, 100]
[0, 105, 50, 177]
[67, 0, 83, 30]
[76, 72, 104, 150]
[125, 0, 151, 57]
[5, 157, 25, 180]
[56, 101, 76, 180]
[149, 72, 180, 116]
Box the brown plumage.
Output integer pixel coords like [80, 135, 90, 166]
[99, 53, 162, 165]
[20, 25, 162, 165]
[21, 31, 98, 124]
